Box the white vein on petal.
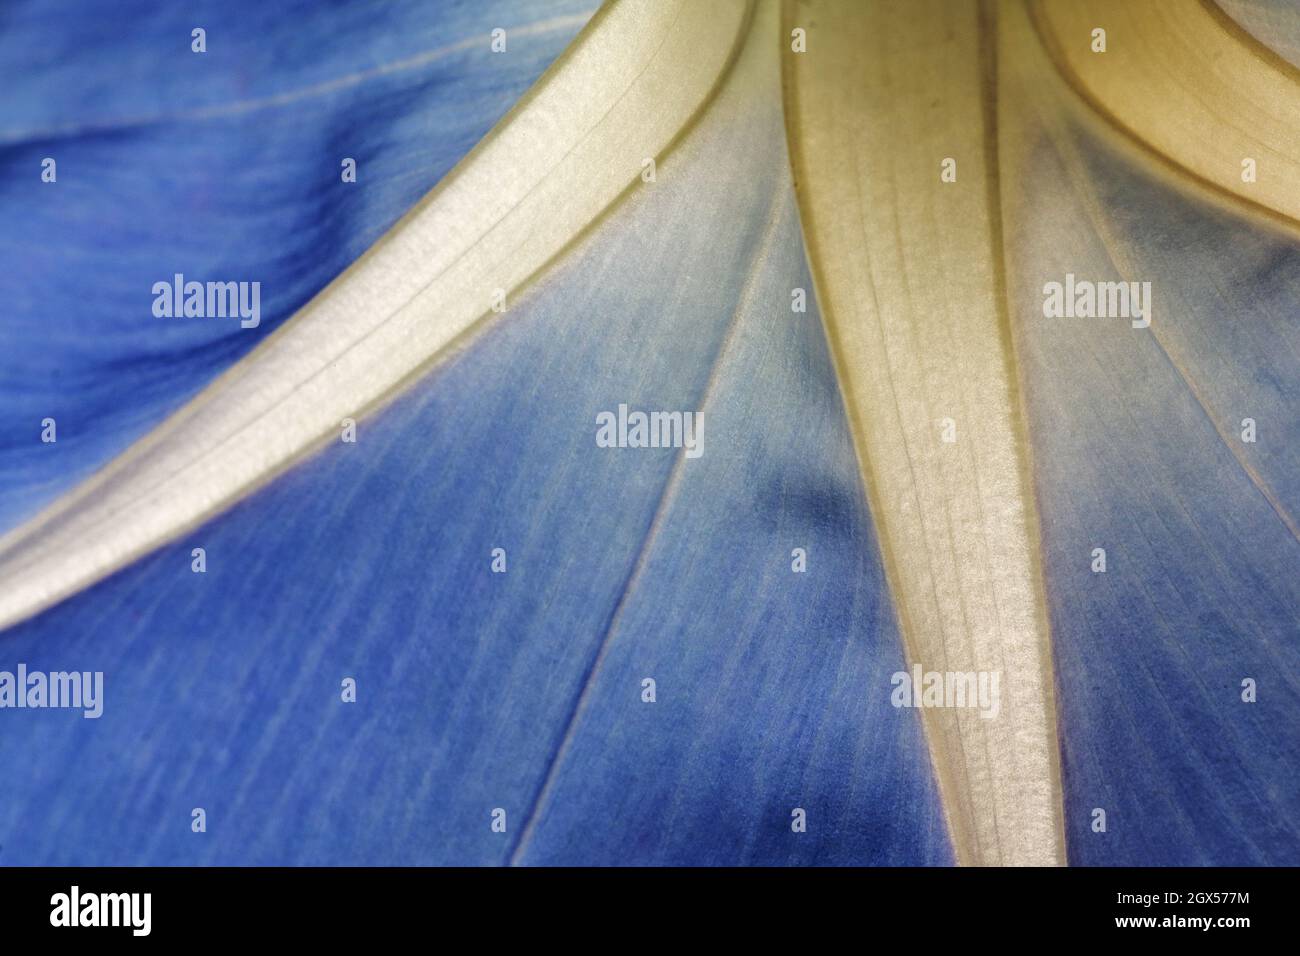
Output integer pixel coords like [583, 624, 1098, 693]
[0, 0, 755, 632]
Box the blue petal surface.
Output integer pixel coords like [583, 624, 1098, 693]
[0, 0, 593, 533]
[0, 4, 950, 865]
[1007, 119, 1300, 866]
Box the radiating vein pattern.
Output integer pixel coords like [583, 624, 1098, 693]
[0, 0, 949, 865]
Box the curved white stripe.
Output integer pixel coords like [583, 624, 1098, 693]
[0, 0, 754, 632]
